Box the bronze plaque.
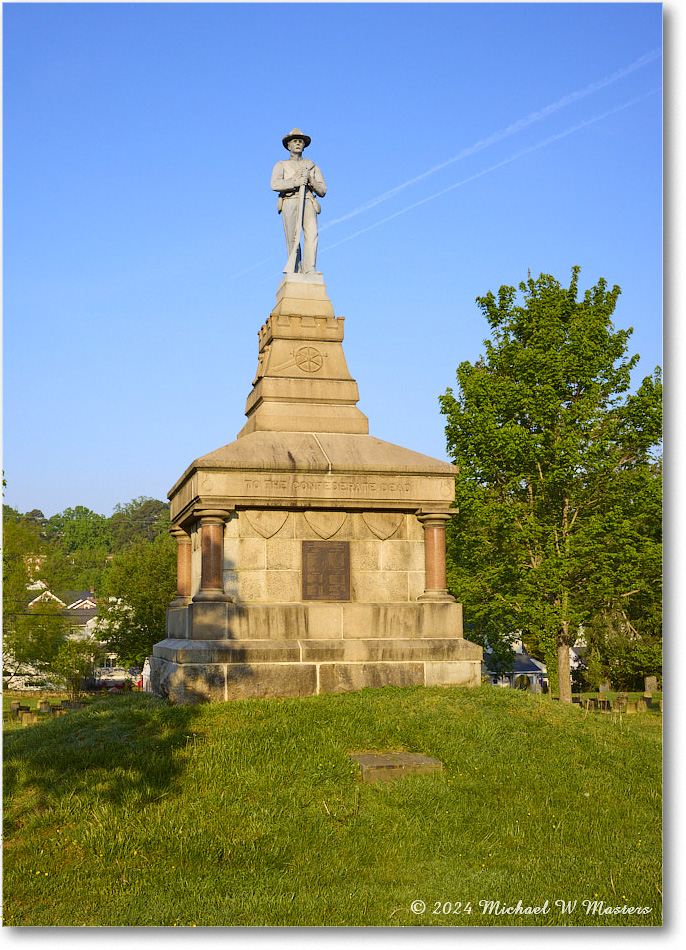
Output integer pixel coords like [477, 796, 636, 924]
[302, 541, 351, 601]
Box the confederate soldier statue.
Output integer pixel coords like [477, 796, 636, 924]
[271, 129, 327, 275]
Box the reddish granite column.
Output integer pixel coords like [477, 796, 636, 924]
[169, 527, 192, 608]
[192, 510, 233, 603]
[417, 511, 455, 603]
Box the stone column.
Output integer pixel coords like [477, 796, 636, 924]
[417, 511, 455, 603]
[169, 527, 192, 608]
[192, 510, 233, 603]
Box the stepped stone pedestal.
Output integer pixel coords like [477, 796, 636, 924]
[150, 274, 482, 704]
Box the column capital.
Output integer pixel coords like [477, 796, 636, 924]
[194, 507, 233, 525]
[170, 526, 191, 542]
[417, 509, 454, 526]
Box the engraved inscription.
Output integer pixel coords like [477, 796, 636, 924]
[242, 476, 416, 496]
[302, 541, 351, 601]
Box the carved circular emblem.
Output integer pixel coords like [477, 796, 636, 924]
[295, 346, 323, 373]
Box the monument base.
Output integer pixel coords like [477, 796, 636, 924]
[150, 601, 482, 704]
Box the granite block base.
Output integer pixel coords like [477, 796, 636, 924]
[151, 602, 482, 704]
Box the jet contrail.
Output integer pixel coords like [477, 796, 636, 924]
[226, 255, 276, 281]
[321, 88, 661, 254]
[321, 48, 662, 232]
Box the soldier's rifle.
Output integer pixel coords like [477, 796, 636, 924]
[284, 161, 314, 274]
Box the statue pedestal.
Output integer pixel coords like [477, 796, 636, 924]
[150, 279, 482, 703]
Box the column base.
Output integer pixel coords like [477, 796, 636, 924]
[417, 590, 456, 603]
[192, 590, 234, 603]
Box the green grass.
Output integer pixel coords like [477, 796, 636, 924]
[3, 686, 662, 926]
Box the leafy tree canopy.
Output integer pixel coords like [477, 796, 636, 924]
[440, 267, 662, 702]
[98, 533, 176, 666]
[52, 639, 98, 699]
[109, 496, 170, 551]
[3, 599, 72, 686]
[45, 506, 112, 553]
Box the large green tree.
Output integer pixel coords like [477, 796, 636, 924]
[440, 268, 662, 702]
[98, 533, 176, 665]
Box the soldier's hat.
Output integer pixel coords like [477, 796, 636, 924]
[283, 128, 311, 149]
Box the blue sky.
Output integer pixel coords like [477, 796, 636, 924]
[2, 1, 664, 518]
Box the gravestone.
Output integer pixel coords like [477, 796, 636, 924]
[351, 752, 443, 783]
[149, 130, 482, 704]
[598, 681, 611, 693]
[644, 676, 658, 691]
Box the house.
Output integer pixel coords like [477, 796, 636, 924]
[482, 645, 548, 691]
[28, 587, 101, 636]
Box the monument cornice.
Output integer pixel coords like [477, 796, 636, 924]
[169, 472, 455, 526]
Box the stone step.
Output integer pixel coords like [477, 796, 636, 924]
[155, 636, 481, 665]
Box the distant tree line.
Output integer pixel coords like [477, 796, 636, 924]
[4, 496, 172, 592]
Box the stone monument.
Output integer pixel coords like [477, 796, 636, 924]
[149, 129, 482, 704]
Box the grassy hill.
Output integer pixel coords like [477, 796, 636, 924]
[3, 686, 662, 927]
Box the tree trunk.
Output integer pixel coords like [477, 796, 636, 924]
[557, 637, 572, 703]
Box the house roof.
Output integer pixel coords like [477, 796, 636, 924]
[65, 597, 98, 610]
[57, 589, 97, 605]
[482, 651, 547, 676]
[513, 653, 546, 675]
[27, 588, 99, 614]
[28, 590, 66, 608]
[67, 608, 101, 627]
